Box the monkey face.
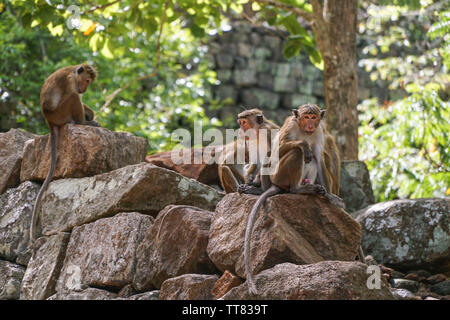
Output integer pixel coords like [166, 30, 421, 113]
[299, 113, 320, 135]
[238, 117, 253, 132]
[77, 75, 92, 94]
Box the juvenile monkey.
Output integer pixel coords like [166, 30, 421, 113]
[240, 104, 349, 295]
[30, 64, 99, 244]
[218, 108, 279, 193]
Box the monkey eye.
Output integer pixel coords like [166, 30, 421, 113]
[238, 119, 248, 126]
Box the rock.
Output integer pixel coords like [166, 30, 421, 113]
[430, 280, 450, 296]
[216, 54, 234, 69]
[20, 124, 148, 182]
[222, 261, 395, 300]
[214, 85, 238, 103]
[211, 270, 242, 299]
[291, 94, 317, 106]
[237, 43, 253, 58]
[355, 198, 449, 273]
[207, 193, 362, 279]
[0, 181, 40, 263]
[145, 147, 222, 185]
[274, 77, 296, 93]
[253, 47, 272, 60]
[407, 269, 432, 278]
[216, 69, 233, 83]
[233, 69, 257, 87]
[340, 161, 375, 213]
[0, 260, 25, 300]
[390, 279, 419, 293]
[241, 89, 280, 110]
[391, 288, 421, 300]
[391, 270, 406, 279]
[124, 291, 160, 300]
[20, 233, 70, 300]
[117, 284, 136, 298]
[426, 274, 447, 285]
[48, 288, 117, 300]
[38, 163, 222, 236]
[56, 212, 153, 292]
[0, 129, 37, 194]
[159, 274, 219, 300]
[249, 32, 261, 46]
[133, 205, 217, 290]
[404, 273, 424, 282]
[424, 296, 440, 300]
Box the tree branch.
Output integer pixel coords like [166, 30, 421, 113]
[100, 0, 169, 111]
[88, 0, 121, 13]
[254, 0, 314, 22]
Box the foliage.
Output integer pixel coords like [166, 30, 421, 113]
[358, 0, 450, 201]
[1, 0, 236, 151]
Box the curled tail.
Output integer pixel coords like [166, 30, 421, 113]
[244, 185, 280, 295]
[30, 126, 58, 244]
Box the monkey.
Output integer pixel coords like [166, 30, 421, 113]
[239, 104, 356, 295]
[218, 108, 279, 193]
[29, 64, 100, 244]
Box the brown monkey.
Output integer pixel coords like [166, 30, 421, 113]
[30, 64, 99, 244]
[240, 104, 352, 295]
[218, 108, 279, 193]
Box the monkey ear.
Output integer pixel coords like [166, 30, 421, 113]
[76, 66, 85, 74]
[292, 109, 299, 118]
[320, 110, 326, 119]
[256, 114, 264, 124]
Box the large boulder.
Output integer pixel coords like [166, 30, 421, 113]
[20, 124, 148, 182]
[20, 233, 70, 300]
[37, 163, 223, 236]
[56, 212, 153, 293]
[207, 193, 362, 279]
[0, 260, 26, 300]
[355, 198, 449, 274]
[340, 160, 375, 213]
[47, 288, 117, 300]
[222, 261, 395, 300]
[159, 274, 219, 300]
[0, 181, 40, 264]
[0, 129, 37, 194]
[133, 205, 218, 290]
[145, 146, 222, 185]
[211, 270, 243, 299]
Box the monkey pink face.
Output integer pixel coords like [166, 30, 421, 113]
[77, 76, 92, 94]
[237, 117, 253, 132]
[300, 113, 320, 135]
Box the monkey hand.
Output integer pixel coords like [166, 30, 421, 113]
[238, 184, 263, 195]
[313, 184, 327, 196]
[85, 120, 101, 127]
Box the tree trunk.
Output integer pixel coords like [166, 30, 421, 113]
[311, 0, 359, 160]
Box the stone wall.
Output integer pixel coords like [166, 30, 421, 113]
[205, 19, 390, 126]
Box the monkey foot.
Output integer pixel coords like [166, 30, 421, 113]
[238, 184, 263, 195]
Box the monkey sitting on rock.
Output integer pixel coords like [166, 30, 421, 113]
[239, 104, 366, 294]
[218, 108, 279, 193]
[30, 64, 100, 244]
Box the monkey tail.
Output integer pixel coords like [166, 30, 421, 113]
[30, 126, 58, 244]
[244, 184, 280, 295]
